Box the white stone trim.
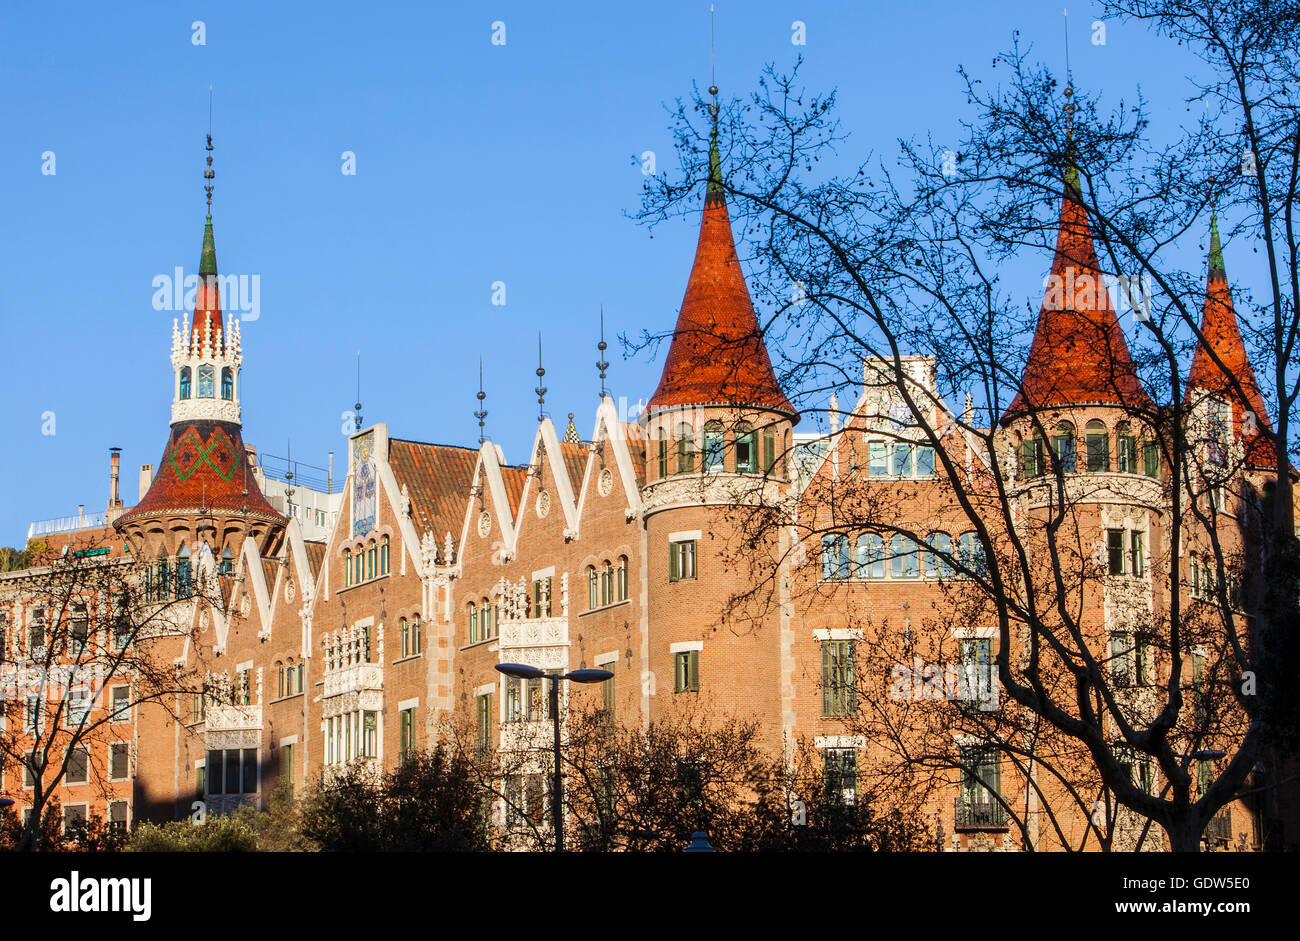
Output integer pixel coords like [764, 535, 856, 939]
[811, 628, 861, 641]
[814, 735, 865, 749]
[236, 660, 253, 672]
[669, 641, 704, 653]
[531, 566, 556, 581]
[669, 529, 702, 542]
[595, 651, 619, 666]
[474, 684, 494, 697]
[951, 626, 995, 639]
[397, 697, 419, 711]
[279, 735, 298, 748]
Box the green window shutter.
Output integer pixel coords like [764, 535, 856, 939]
[669, 542, 679, 581]
[690, 650, 699, 691]
[821, 642, 832, 715]
[1143, 441, 1159, 478]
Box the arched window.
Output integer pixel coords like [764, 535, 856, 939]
[1116, 422, 1138, 473]
[617, 556, 628, 601]
[366, 544, 376, 580]
[221, 367, 234, 400]
[157, 554, 171, 599]
[276, 661, 285, 699]
[856, 534, 884, 579]
[354, 549, 363, 585]
[468, 603, 479, 644]
[179, 367, 191, 400]
[890, 534, 918, 578]
[482, 602, 495, 639]
[925, 532, 953, 578]
[1052, 421, 1077, 473]
[286, 659, 296, 695]
[343, 549, 352, 587]
[587, 566, 598, 609]
[400, 617, 409, 657]
[1020, 435, 1046, 478]
[380, 536, 389, 575]
[600, 561, 613, 606]
[656, 431, 668, 480]
[676, 423, 696, 475]
[218, 547, 233, 576]
[411, 613, 421, 654]
[176, 546, 193, 598]
[1085, 420, 1109, 472]
[197, 364, 215, 398]
[821, 534, 851, 580]
[703, 420, 725, 473]
[735, 422, 757, 473]
[958, 532, 987, 577]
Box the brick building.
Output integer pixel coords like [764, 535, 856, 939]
[2, 120, 1294, 851]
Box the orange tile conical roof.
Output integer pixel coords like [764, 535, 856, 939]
[646, 128, 796, 420]
[1002, 163, 1153, 422]
[1187, 216, 1276, 470]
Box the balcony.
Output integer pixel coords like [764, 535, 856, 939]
[1203, 807, 1232, 846]
[954, 796, 1009, 831]
[499, 617, 569, 650]
[204, 703, 262, 733]
[323, 662, 384, 699]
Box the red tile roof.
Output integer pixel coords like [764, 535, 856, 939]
[1188, 225, 1277, 470]
[387, 439, 481, 541]
[558, 442, 588, 495]
[500, 465, 527, 519]
[116, 420, 285, 527]
[1003, 175, 1153, 421]
[647, 188, 796, 420]
[302, 540, 327, 580]
[623, 423, 646, 487]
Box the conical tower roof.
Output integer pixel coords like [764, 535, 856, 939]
[646, 126, 797, 421]
[1002, 158, 1153, 422]
[1187, 216, 1276, 470]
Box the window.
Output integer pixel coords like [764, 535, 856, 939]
[482, 602, 495, 639]
[66, 747, 89, 785]
[959, 745, 1002, 818]
[657, 436, 668, 479]
[67, 688, 91, 728]
[867, 441, 888, 476]
[1020, 436, 1045, 478]
[285, 661, 297, 695]
[24, 697, 44, 734]
[179, 366, 191, 399]
[735, 422, 757, 473]
[821, 640, 855, 717]
[475, 694, 492, 757]
[823, 748, 858, 804]
[958, 532, 987, 577]
[600, 562, 613, 606]
[220, 366, 234, 400]
[616, 557, 628, 602]
[675, 423, 695, 475]
[108, 800, 128, 834]
[109, 743, 130, 781]
[1130, 531, 1144, 577]
[29, 608, 46, 657]
[1107, 529, 1125, 575]
[70, 604, 89, 646]
[763, 429, 776, 474]
[674, 650, 700, 693]
[218, 548, 233, 576]
[526, 677, 546, 720]
[915, 445, 936, 478]
[891, 443, 913, 477]
[366, 545, 375, 580]
[343, 550, 352, 587]
[1052, 422, 1077, 473]
[505, 676, 522, 723]
[703, 420, 725, 473]
[925, 532, 953, 578]
[281, 743, 295, 796]
[380, 536, 389, 575]
[206, 748, 258, 795]
[399, 708, 414, 760]
[1116, 423, 1137, 473]
[821, 534, 851, 580]
[890, 534, 918, 578]
[468, 603, 478, 644]
[197, 364, 215, 398]
[856, 534, 884, 579]
[959, 638, 994, 710]
[532, 577, 552, 618]
[362, 711, 377, 758]
[23, 751, 38, 788]
[602, 669, 616, 717]
[1110, 632, 1134, 688]
[236, 669, 251, 706]
[111, 685, 130, 723]
[1193, 652, 1208, 724]
[1085, 420, 1109, 472]
[669, 540, 697, 581]
[62, 804, 88, 835]
[176, 549, 192, 599]
[1142, 440, 1160, 478]
[409, 614, 421, 655]
[277, 663, 285, 699]
[587, 566, 598, 609]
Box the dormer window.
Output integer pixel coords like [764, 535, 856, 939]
[197, 364, 215, 398]
[179, 367, 192, 400]
[221, 367, 234, 400]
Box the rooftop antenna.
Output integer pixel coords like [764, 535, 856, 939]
[535, 334, 548, 423]
[285, 440, 296, 517]
[204, 85, 215, 214]
[596, 306, 609, 399]
[474, 358, 488, 444]
[354, 350, 363, 431]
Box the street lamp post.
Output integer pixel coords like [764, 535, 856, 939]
[495, 662, 612, 852]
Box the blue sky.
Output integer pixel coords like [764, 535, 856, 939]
[0, 1, 1232, 542]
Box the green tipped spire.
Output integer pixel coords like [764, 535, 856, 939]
[707, 125, 723, 198]
[199, 214, 217, 276]
[1208, 214, 1226, 281]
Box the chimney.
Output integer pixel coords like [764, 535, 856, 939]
[139, 464, 154, 501]
[106, 447, 124, 523]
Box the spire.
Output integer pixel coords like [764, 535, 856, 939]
[563, 413, 580, 443]
[646, 86, 796, 421]
[1001, 91, 1153, 422]
[1188, 215, 1275, 468]
[191, 132, 223, 351]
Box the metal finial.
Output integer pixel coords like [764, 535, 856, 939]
[535, 334, 548, 423]
[204, 136, 215, 214]
[708, 5, 719, 124]
[596, 306, 609, 398]
[1062, 8, 1075, 127]
[354, 350, 363, 430]
[474, 358, 488, 444]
